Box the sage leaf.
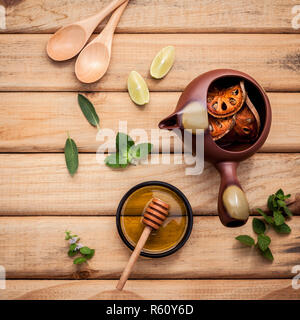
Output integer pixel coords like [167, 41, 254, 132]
[235, 235, 255, 247]
[64, 134, 78, 176]
[257, 234, 271, 251]
[260, 247, 274, 261]
[256, 208, 274, 225]
[273, 223, 291, 234]
[73, 257, 87, 265]
[85, 249, 95, 260]
[252, 218, 266, 234]
[274, 210, 285, 226]
[80, 246, 92, 255]
[78, 94, 100, 129]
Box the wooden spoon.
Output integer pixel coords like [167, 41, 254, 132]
[75, 0, 129, 84]
[46, 0, 128, 61]
[116, 197, 169, 291]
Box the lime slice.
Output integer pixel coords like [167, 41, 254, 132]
[127, 71, 150, 106]
[150, 46, 175, 79]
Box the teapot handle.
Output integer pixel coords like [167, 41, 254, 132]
[215, 162, 250, 227]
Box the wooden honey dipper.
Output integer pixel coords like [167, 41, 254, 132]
[116, 198, 169, 291]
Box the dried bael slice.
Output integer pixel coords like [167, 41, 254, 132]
[209, 115, 236, 141]
[233, 96, 261, 141]
[207, 81, 246, 118]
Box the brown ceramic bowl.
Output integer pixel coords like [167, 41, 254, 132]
[159, 69, 272, 227]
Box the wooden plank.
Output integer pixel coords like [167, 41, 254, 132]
[1, 216, 300, 279]
[0, 92, 299, 153]
[1, 280, 299, 300]
[0, 34, 299, 92]
[0, 153, 299, 216]
[1, 0, 299, 34]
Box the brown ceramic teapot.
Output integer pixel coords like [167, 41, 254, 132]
[159, 69, 272, 227]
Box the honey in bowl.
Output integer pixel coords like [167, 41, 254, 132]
[118, 184, 191, 256]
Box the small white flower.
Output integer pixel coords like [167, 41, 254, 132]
[75, 243, 84, 251]
[69, 237, 78, 244]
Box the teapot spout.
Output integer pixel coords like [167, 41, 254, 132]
[158, 113, 180, 130]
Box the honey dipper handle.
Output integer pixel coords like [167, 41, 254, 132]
[116, 225, 152, 291]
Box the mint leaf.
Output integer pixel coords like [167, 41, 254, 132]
[105, 153, 128, 168]
[129, 143, 153, 160]
[275, 189, 284, 200]
[65, 231, 72, 240]
[257, 234, 271, 251]
[64, 134, 79, 176]
[252, 218, 266, 234]
[69, 243, 77, 251]
[116, 132, 134, 153]
[283, 205, 293, 217]
[235, 235, 255, 247]
[68, 249, 77, 257]
[274, 210, 285, 226]
[78, 94, 100, 129]
[267, 195, 276, 211]
[85, 249, 95, 260]
[273, 223, 291, 234]
[80, 247, 92, 255]
[260, 247, 274, 261]
[73, 257, 87, 265]
[256, 208, 274, 225]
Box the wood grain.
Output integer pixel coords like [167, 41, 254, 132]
[0, 92, 299, 153]
[1, 216, 300, 279]
[1, 280, 299, 300]
[1, 0, 299, 34]
[0, 34, 300, 92]
[0, 153, 299, 215]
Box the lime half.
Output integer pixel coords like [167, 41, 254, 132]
[150, 46, 175, 79]
[127, 71, 150, 106]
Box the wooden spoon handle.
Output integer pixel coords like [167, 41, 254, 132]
[116, 225, 152, 291]
[100, 0, 129, 40]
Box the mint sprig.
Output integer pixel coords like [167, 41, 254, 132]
[65, 231, 95, 265]
[235, 189, 292, 262]
[105, 132, 153, 169]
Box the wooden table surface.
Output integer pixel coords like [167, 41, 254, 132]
[0, 0, 300, 300]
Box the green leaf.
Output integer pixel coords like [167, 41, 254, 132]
[78, 94, 100, 129]
[80, 246, 92, 255]
[105, 153, 128, 168]
[283, 205, 293, 217]
[257, 234, 271, 251]
[252, 218, 266, 234]
[85, 249, 95, 260]
[73, 257, 87, 265]
[116, 132, 134, 153]
[64, 134, 78, 176]
[235, 235, 255, 247]
[256, 208, 274, 225]
[69, 243, 77, 251]
[275, 189, 284, 200]
[267, 195, 275, 211]
[65, 231, 72, 240]
[129, 143, 153, 160]
[260, 247, 274, 261]
[273, 223, 291, 234]
[274, 210, 285, 226]
[68, 249, 77, 257]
